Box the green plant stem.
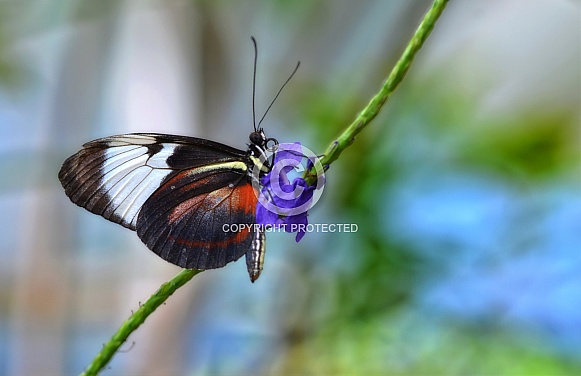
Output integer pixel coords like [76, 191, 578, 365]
[80, 269, 203, 376]
[307, 0, 449, 183]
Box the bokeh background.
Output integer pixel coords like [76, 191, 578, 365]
[1, 0, 580, 375]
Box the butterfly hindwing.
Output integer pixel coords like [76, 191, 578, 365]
[136, 168, 258, 270]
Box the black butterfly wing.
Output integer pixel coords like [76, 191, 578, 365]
[136, 167, 258, 270]
[58, 133, 247, 229]
[59, 133, 258, 270]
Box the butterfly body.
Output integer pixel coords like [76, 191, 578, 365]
[59, 132, 271, 282]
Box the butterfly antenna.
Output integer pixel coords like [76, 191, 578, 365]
[251, 37, 259, 132]
[257, 60, 301, 128]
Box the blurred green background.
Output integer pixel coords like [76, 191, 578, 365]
[0, 0, 579, 375]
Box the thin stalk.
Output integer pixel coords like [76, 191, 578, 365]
[80, 269, 203, 376]
[307, 0, 449, 184]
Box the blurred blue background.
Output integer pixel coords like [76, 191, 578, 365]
[0, 0, 579, 375]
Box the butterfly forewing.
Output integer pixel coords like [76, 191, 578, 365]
[59, 136, 175, 229]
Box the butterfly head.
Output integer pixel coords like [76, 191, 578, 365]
[249, 129, 278, 151]
[249, 129, 267, 147]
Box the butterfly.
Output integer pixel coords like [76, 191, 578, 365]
[58, 38, 300, 282]
[59, 130, 276, 282]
